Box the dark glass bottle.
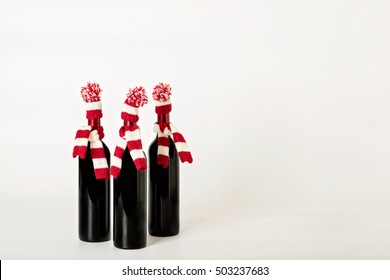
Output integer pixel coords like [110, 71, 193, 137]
[114, 125, 147, 249]
[149, 130, 180, 236]
[78, 119, 110, 242]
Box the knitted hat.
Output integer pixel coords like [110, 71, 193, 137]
[152, 83, 172, 114]
[81, 82, 103, 119]
[121, 86, 148, 122]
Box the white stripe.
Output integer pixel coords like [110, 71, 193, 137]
[78, 125, 92, 131]
[88, 130, 99, 142]
[122, 103, 139, 115]
[111, 156, 122, 168]
[155, 99, 171, 107]
[90, 140, 103, 149]
[157, 146, 169, 156]
[129, 149, 145, 159]
[153, 124, 171, 135]
[169, 123, 179, 133]
[92, 158, 108, 169]
[153, 124, 161, 133]
[125, 129, 141, 141]
[85, 101, 102, 111]
[174, 142, 190, 152]
[116, 137, 127, 149]
[74, 138, 88, 146]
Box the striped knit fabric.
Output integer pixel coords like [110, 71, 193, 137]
[85, 101, 103, 119]
[110, 126, 147, 178]
[110, 86, 148, 178]
[73, 82, 109, 180]
[72, 125, 109, 180]
[153, 123, 193, 168]
[152, 82, 193, 168]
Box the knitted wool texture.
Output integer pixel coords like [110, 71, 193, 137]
[110, 87, 148, 178]
[152, 83, 193, 168]
[72, 82, 109, 180]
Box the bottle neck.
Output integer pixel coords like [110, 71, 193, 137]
[157, 113, 170, 124]
[88, 118, 101, 129]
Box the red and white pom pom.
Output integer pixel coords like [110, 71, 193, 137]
[152, 83, 172, 102]
[126, 86, 148, 108]
[81, 82, 102, 103]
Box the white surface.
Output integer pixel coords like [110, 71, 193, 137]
[0, 0, 390, 259]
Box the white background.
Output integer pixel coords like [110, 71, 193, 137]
[0, 0, 389, 259]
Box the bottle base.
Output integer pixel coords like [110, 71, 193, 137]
[149, 231, 179, 237]
[114, 242, 146, 250]
[79, 236, 110, 243]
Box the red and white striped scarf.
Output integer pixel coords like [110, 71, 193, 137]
[153, 122, 193, 168]
[72, 125, 109, 180]
[110, 126, 147, 178]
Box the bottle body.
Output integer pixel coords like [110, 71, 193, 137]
[148, 136, 180, 236]
[114, 147, 147, 249]
[78, 142, 111, 242]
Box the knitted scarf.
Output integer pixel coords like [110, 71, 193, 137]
[73, 125, 109, 180]
[153, 122, 193, 168]
[110, 126, 147, 178]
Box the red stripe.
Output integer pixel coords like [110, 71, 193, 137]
[126, 125, 139, 132]
[114, 146, 125, 158]
[72, 146, 79, 158]
[155, 104, 172, 114]
[127, 139, 142, 150]
[95, 168, 109, 180]
[172, 132, 186, 143]
[96, 126, 105, 139]
[157, 154, 169, 168]
[178, 151, 193, 163]
[90, 147, 106, 158]
[134, 158, 147, 171]
[73, 146, 87, 159]
[86, 110, 103, 119]
[158, 123, 170, 133]
[119, 126, 125, 137]
[121, 112, 139, 122]
[75, 129, 90, 139]
[158, 136, 169, 147]
[110, 166, 121, 178]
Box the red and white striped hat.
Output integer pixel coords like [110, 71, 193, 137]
[81, 82, 103, 119]
[152, 82, 172, 114]
[121, 86, 148, 122]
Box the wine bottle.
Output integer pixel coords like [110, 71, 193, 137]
[73, 82, 111, 242]
[149, 134, 180, 236]
[113, 143, 147, 249]
[111, 87, 148, 249]
[79, 119, 111, 242]
[149, 83, 193, 237]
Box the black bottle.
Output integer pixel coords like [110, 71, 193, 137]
[78, 119, 111, 242]
[114, 125, 147, 249]
[149, 115, 180, 236]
